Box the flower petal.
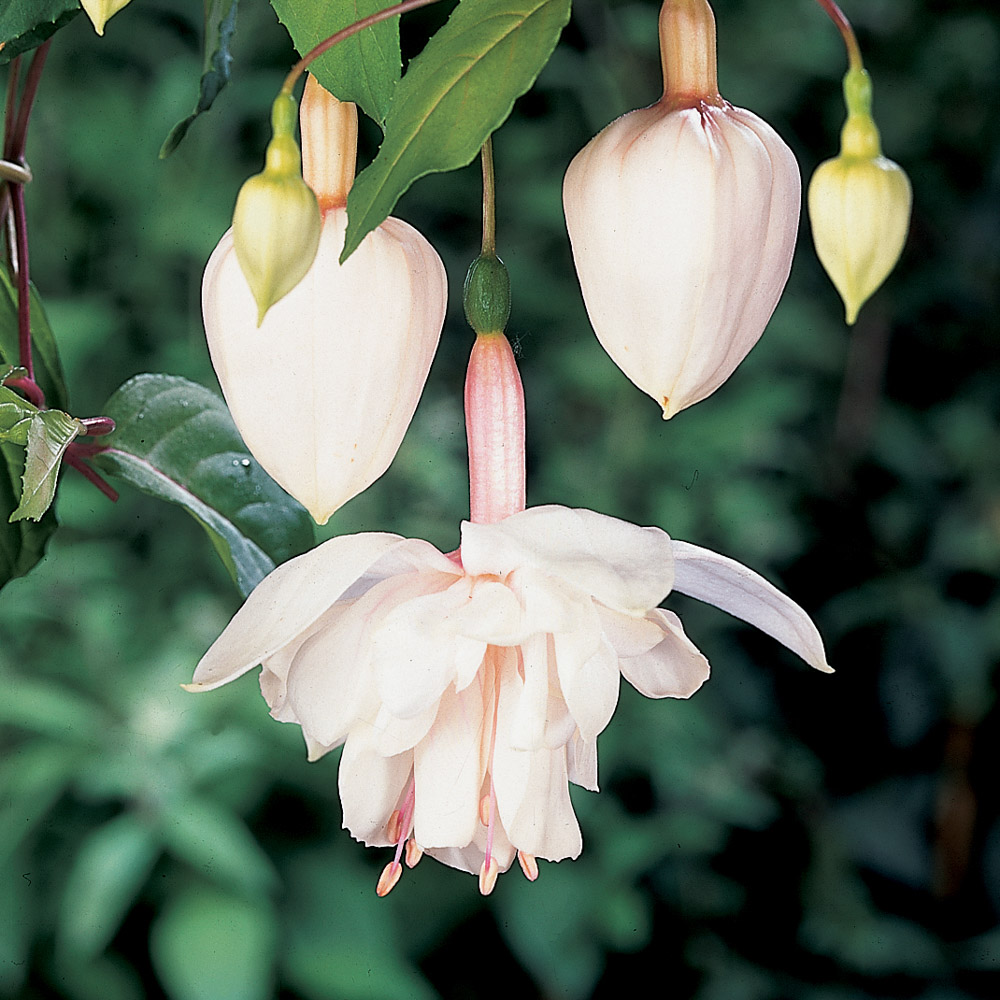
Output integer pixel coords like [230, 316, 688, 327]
[553, 620, 621, 742]
[412, 683, 485, 849]
[187, 532, 405, 692]
[338, 724, 412, 847]
[567, 733, 598, 791]
[461, 505, 674, 613]
[493, 741, 582, 863]
[671, 540, 833, 673]
[509, 634, 550, 751]
[372, 578, 480, 719]
[619, 609, 711, 699]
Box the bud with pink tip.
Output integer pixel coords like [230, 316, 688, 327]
[563, 0, 800, 419]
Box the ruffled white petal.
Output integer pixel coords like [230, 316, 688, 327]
[187, 532, 403, 691]
[567, 733, 598, 791]
[619, 609, 711, 699]
[493, 739, 582, 862]
[372, 578, 480, 719]
[412, 683, 485, 849]
[553, 620, 621, 742]
[338, 723, 412, 847]
[461, 505, 674, 613]
[671, 540, 833, 673]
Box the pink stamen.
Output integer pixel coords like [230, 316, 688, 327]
[376, 862, 402, 897]
[517, 850, 539, 882]
[377, 779, 415, 897]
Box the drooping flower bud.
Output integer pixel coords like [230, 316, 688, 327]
[808, 67, 911, 324]
[231, 93, 322, 325]
[81, 0, 133, 35]
[203, 75, 447, 525]
[562, 0, 800, 419]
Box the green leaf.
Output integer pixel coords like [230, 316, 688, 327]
[0, 270, 70, 410]
[90, 374, 314, 596]
[269, 0, 401, 125]
[9, 406, 81, 522]
[0, 383, 36, 446]
[162, 797, 277, 895]
[342, 0, 571, 260]
[150, 887, 277, 1000]
[0, 442, 56, 589]
[160, 0, 240, 157]
[0, 0, 79, 64]
[57, 813, 161, 961]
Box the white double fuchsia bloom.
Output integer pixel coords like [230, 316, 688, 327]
[188, 333, 831, 894]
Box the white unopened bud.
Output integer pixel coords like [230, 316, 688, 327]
[563, 0, 800, 418]
[203, 75, 447, 524]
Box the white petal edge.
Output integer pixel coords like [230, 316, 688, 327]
[186, 532, 406, 692]
[670, 540, 833, 674]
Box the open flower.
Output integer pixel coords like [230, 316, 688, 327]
[188, 503, 830, 893]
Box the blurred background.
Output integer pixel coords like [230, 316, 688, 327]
[2, 0, 999, 997]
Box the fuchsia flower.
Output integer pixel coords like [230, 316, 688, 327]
[189, 334, 831, 894]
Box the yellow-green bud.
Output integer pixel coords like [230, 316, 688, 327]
[808, 67, 912, 324]
[80, 0, 133, 35]
[232, 93, 322, 326]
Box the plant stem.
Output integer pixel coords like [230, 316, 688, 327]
[2, 39, 51, 395]
[9, 40, 51, 159]
[10, 183, 32, 381]
[3, 56, 20, 158]
[814, 0, 863, 71]
[64, 448, 119, 502]
[282, 0, 443, 94]
[480, 135, 496, 256]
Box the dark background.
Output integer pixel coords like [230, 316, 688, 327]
[2, 0, 999, 997]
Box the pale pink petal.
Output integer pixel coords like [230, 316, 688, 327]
[594, 604, 670, 657]
[372, 579, 478, 718]
[452, 579, 527, 645]
[671, 541, 833, 673]
[567, 733, 598, 791]
[187, 532, 404, 692]
[461, 505, 674, 613]
[553, 623, 621, 742]
[619, 608, 711, 699]
[338, 723, 412, 847]
[509, 633, 550, 751]
[412, 684, 485, 849]
[493, 741, 582, 862]
[372, 701, 438, 757]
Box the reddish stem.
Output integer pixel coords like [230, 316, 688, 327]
[3, 56, 20, 159]
[4, 374, 44, 408]
[64, 448, 119, 502]
[10, 182, 33, 380]
[283, 0, 443, 93]
[9, 40, 51, 159]
[814, 0, 863, 70]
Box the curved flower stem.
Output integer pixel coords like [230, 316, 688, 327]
[814, 0, 863, 71]
[480, 136, 496, 256]
[282, 0, 444, 94]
